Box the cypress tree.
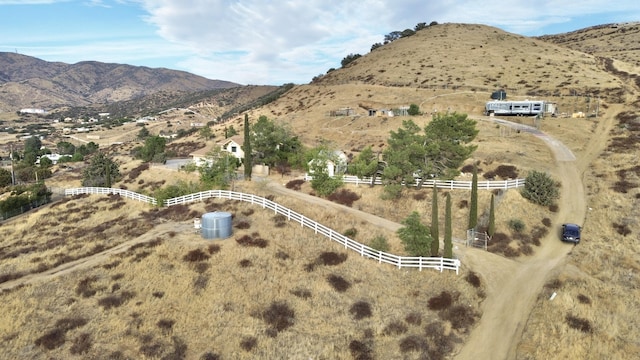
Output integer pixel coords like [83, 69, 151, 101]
[488, 194, 496, 237]
[444, 192, 453, 258]
[468, 164, 478, 230]
[430, 186, 439, 256]
[243, 113, 252, 181]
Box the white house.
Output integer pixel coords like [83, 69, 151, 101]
[218, 135, 245, 160]
[36, 153, 63, 165]
[308, 150, 348, 177]
[189, 136, 245, 167]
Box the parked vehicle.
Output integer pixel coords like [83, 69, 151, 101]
[561, 223, 581, 244]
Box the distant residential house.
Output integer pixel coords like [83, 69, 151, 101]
[308, 150, 348, 177]
[218, 135, 245, 160]
[19, 108, 47, 115]
[36, 153, 63, 165]
[189, 135, 245, 167]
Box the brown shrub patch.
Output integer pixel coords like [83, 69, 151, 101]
[69, 332, 92, 355]
[565, 314, 593, 333]
[327, 274, 351, 292]
[327, 188, 361, 207]
[290, 288, 312, 299]
[465, 272, 481, 288]
[439, 305, 477, 331]
[349, 301, 373, 320]
[98, 291, 136, 309]
[183, 249, 211, 262]
[428, 291, 453, 311]
[577, 294, 592, 304]
[285, 179, 305, 190]
[262, 301, 295, 336]
[240, 336, 258, 351]
[383, 320, 408, 335]
[405, 312, 422, 326]
[399, 335, 429, 353]
[317, 251, 348, 266]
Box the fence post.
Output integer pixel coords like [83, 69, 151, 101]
[440, 257, 444, 272]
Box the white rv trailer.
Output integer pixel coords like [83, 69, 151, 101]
[485, 100, 545, 116]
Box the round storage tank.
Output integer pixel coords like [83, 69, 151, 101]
[201, 212, 232, 240]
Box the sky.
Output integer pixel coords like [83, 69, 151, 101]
[1, 1, 639, 85]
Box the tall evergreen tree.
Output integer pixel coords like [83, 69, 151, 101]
[243, 113, 252, 181]
[444, 192, 453, 258]
[430, 186, 439, 256]
[488, 194, 496, 237]
[468, 164, 478, 229]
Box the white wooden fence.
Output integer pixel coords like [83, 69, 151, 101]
[64, 187, 461, 274]
[304, 174, 525, 190]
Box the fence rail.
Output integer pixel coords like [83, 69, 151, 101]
[304, 174, 525, 190]
[64, 187, 461, 274]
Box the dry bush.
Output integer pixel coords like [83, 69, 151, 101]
[494, 165, 519, 179]
[285, 179, 305, 190]
[235, 234, 268, 248]
[234, 220, 251, 229]
[612, 222, 632, 236]
[272, 214, 287, 228]
[290, 288, 312, 299]
[98, 290, 136, 309]
[34, 317, 88, 350]
[262, 301, 295, 336]
[383, 320, 408, 335]
[69, 332, 92, 355]
[327, 188, 361, 207]
[541, 217, 552, 227]
[428, 291, 454, 311]
[275, 250, 290, 260]
[565, 314, 593, 333]
[183, 249, 210, 262]
[577, 294, 592, 304]
[317, 251, 348, 266]
[127, 163, 150, 181]
[349, 301, 373, 320]
[193, 274, 209, 291]
[199, 352, 222, 360]
[207, 244, 221, 254]
[75, 275, 99, 298]
[465, 272, 481, 288]
[349, 339, 374, 360]
[239, 336, 258, 352]
[239, 259, 252, 268]
[157, 319, 175, 335]
[152, 291, 164, 298]
[405, 312, 422, 326]
[399, 334, 429, 353]
[327, 274, 351, 292]
[241, 208, 254, 216]
[439, 305, 477, 331]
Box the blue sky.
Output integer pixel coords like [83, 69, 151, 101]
[1, 1, 639, 85]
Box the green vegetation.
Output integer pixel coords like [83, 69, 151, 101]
[250, 115, 301, 168]
[520, 170, 560, 206]
[0, 182, 51, 220]
[444, 193, 453, 258]
[82, 152, 121, 187]
[307, 145, 344, 197]
[488, 194, 496, 237]
[408, 104, 421, 116]
[382, 113, 478, 190]
[468, 164, 478, 230]
[154, 181, 203, 206]
[431, 186, 440, 256]
[243, 114, 252, 181]
[198, 147, 239, 188]
[349, 146, 379, 184]
[341, 53, 362, 67]
[369, 234, 390, 252]
[133, 135, 167, 163]
[397, 211, 432, 256]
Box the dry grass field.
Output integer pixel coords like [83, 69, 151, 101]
[1, 22, 640, 359]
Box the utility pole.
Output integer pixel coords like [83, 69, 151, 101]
[10, 144, 16, 185]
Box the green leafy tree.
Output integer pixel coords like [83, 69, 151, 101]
[56, 141, 76, 155]
[408, 104, 421, 116]
[82, 152, 120, 187]
[488, 194, 496, 237]
[341, 53, 362, 67]
[251, 115, 301, 168]
[444, 192, 453, 258]
[198, 147, 239, 188]
[430, 186, 440, 256]
[468, 164, 478, 229]
[199, 126, 214, 141]
[423, 112, 478, 179]
[397, 211, 432, 256]
[350, 146, 379, 185]
[0, 168, 12, 187]
[137, 135, 166, 163]
[520, 170, 559, 206]
[39, 156, 53, 168]
[137, 126, 150, 140]
[243, 114, 252, 181]
[382, 119, 425, 187]
[224, 125, 238, 138]
[23, 136, 42, 155]
[307, 145, 344, 197]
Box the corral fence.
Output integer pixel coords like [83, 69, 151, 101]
[304, 174, 525, 190]
[64, 187, 461, 274]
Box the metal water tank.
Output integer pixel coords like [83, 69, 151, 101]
[201, 212, 232, 239]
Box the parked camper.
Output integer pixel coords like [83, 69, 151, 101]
[485, 100, 545, 116]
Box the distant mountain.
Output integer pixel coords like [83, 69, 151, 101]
[0, 52, 239, 111]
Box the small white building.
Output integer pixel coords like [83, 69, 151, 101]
[308, 150, 348, 177]
[218, 135, 245, 160]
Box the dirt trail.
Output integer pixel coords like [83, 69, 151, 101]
[455, 109, 617, 360]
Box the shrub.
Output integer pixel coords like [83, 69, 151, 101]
[520, 170, 559, 206]
[207, 244, 221, 254]
[98, 291, 136, 309]
[236, 234, 269, 248]
[240, 336, 258, 351]
[508, 219, 526, 233]
[275, 250, 290, 260]
[70, 333, 93, 355]
[157, 319, 175, 335]
[200, 352, 221, 360]
[405, 312, 422, 326]
[542, 218, 552, 227]
[343, 227, 358, 238]
[327, 274, 351, 292]
[577, 294, 592, 304]
[399, 335, 429, 353]
[239, 259, 252, 267]
[183, 249, 210, 262]
[285, 179, 305, 190]
[327, 189, 361, 207]
[234, 221, 251, 229]
[76, 276, 99, 298]
[349, 340, 373, 360]
[193, 274, 209, 291]
[369, 235, 390, 252]
[494, 165, 519, 179]
[381, 184, 403, 200]
[290, 288, 312, 299]
[565, 314, 593, 333]
[428, 291, 453, 310]
[317, 252, 347, 265]
[439, 305, 477, 331]
[465, 272, 481, 288]
[383, 320, 408, 335]
[350, 301, 373, 320]
[262, 301, 295, 335]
